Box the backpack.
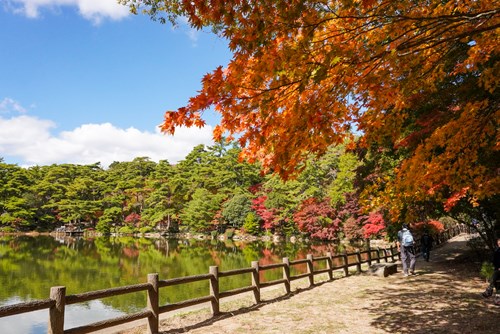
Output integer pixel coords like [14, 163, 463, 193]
[401, 229, 414, 247]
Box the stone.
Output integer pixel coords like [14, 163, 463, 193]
[367, 263, 398, 277]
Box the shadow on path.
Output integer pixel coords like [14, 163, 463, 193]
[364, 236, 499, 334]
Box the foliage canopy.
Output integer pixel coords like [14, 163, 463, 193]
[120, 0, 498, 220]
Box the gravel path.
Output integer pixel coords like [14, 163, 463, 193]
[116, 234, 499, 334]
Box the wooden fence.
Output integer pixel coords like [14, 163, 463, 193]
[0, 224, 466, 334]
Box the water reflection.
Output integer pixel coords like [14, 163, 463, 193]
[1, 298, 126, 334]
[0, 235, 359, 333]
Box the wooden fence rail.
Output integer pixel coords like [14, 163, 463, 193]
[0, 224, 467, 334]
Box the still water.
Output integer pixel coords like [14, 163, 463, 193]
[0, 235, 351, 333]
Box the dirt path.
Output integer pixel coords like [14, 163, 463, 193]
[118, 234, 499, 334]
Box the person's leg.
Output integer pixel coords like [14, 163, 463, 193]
[409, 247, 417, 274]
[482, 270, 499, 297]
[401, 247, 409, 274]
[493, 272, 500, 305]
[489, 270, 500, 290]
[421, 246, 428, 261]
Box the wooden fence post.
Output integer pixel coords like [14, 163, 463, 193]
[326, 252, 333, 281]
[307, 254, 314, 286]
[48, 286, 65, 334]
[147, 273, 159, 334]
[343, 252, 349, 277]
[355, 251, 362, 273]
[282, 258, 291, 294]
[367, 248, 372, 266]
[391, 246, 397, 261]
[251, 261, 261, 303]
[209, 266, 220, 316]
[376, 248, 381, 263]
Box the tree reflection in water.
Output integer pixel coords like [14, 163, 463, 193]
[0, 235, 361, 333]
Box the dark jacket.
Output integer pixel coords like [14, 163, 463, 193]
[493, 247, 500, 270]
[421, 233, 433, 247]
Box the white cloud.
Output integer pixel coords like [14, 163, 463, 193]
[0, 112, 214, 168]
[176, 16, 200, 45]
[0, 97, 28, 114]
[5, 0, 130, 23]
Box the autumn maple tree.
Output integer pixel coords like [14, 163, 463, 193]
[121, 0, 498, 240]
[251, 195, 278, 232]
[293, 197, 339, 240]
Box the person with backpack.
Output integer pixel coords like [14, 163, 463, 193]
[420, 230, 434, 262]
[397, 223, 416, 276]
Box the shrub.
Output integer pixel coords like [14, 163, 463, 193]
[0, 226, 17, 233]
[242, 212, 261, 235]
[466, 236, 490, 261]
[225, 228, 235, 239]
[118, 226, 135, 234]
[96, 219, 112, 234]
[139, 226, 153, 234]
[480, 261, 494, 282]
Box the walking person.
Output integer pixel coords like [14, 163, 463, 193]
[481, 237, 500, 304]
[420, 229, 434, 262]
[398, 224, 416, 276]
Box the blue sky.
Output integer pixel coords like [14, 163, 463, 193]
[0, 0, 232, 167]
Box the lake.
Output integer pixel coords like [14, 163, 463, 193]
[0, 234, 354, 333]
